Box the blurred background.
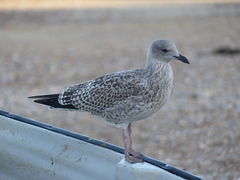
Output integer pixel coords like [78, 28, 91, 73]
[0, 0, 240, 179]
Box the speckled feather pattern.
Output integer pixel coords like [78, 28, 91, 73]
[30, 39, 189, 129]
[58, 62, 173, 127]
[29, 39, 188, 164]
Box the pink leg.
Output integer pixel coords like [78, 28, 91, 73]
[127, 123, 142, 160]
[122, 127, 142, 163]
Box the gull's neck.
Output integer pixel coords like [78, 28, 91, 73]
[144, 57, 171, 78]
[143, 56, 173, 106]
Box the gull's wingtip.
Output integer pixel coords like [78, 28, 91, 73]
[28, 93, 78, 110]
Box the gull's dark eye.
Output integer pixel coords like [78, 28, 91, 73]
[162, 49, 168, 53]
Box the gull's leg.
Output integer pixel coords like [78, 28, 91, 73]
[122, 128, 129, 160]
[122, 127, 142, 163]
[127, 123, 143, 161]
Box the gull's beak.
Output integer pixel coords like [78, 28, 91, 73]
[173, 54, 190, 64]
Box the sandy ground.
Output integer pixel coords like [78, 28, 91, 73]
[0, 2, 240, 179]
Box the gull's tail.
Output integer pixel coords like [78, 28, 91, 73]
[29, 94, 77, 110]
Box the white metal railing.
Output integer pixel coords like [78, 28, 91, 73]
[0, 110, 202, 180]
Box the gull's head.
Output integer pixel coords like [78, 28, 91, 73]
[148, 39, 189, 64]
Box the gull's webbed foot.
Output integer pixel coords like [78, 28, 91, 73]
[125, 154, 143, 164]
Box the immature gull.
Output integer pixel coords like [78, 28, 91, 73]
[29, 39, 189, 163]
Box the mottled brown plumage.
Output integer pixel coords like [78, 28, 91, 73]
[29, 39, 189, 163]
